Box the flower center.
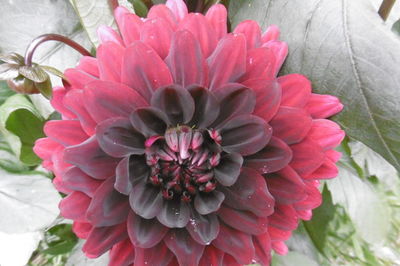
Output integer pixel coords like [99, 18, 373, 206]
[144, 125, 222, 202]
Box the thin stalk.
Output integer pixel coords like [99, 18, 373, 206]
[24, 34, 92, 67]
[378, 0, 397, 21]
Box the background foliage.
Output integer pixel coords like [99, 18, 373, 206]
[0, 0, 399, 265]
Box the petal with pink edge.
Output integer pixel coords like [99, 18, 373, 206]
[114, 7, 143, 45]
[141, 18, 173, 59]
[307, 119, 345, 151]
[269, 204, 298, 231]
[64, 69, 97, 90]
[305, 94, 343, 119]
[97, 41, 124, 82]
[51, 87, 76, 119]
[290, 138, 325, 176]
[148, 5, 177, 30]
[134, 242, 174, 266]
[166, 0, 188, 21]
[97, 25, 124, 46]
[261, 25, 280, 43]
[199, 246, 224, 266]
[76, 56, 99, 77]
[234, 20, 262, 49]
[109, 239, 135, 266]
[63, 167, 102, 197]
[59, 191, 91, 222]
[205, 4, 227, 40]
[44, 120, 87, 146]
[279, 74, 311, 108]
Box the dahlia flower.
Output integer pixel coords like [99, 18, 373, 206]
[34, 0, 344, 265]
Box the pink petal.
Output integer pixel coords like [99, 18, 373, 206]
[141, 18, 173, 59]
[165, 30, 208, 87]
[205, 4, 227, 40]
[134, 242, 174, 266]
[297, 209, 313, 220]
[59, 191, 91, 222]
[34, 138, 62, 161]
[234, 20, 262, 49]
[72, 221, 92, 239]
[97, 25, 124, 46]
[208, 33, 246, 90]
[305, 94, 344, 119]
[122, 42, 173, 101]
[307, 119, 345, 151]
[268, 226, 291, 241]
[271, 241, 288, 255]
[293, 182, 322, 210]
[253, 233, 272, 266]
[109, 239, 135, 266]
[278, 74, 311, 108]
[62, 167, 102, 197]
[64, 69, 97, 90]
[97, 41, 124, 82]
[290, 138, 325, 176]
[262, 25, 280, 43]
[304, 157, 339, 180]
[51, 87, 76, 119]
[269, 106, 312, 145]
[199, 246, 224, 266]
[243, 79, 281, 122]
[178, 13, 218, 58]
[262, 41, 288, 76]
[84, 80, 148, 123]
[114, 7, 143, 46]
[269, 204, 298, 231]
[44, 120, 88, 146]
[166, 0, 188, 21]
[76, 56, 99, 77]
[148, 5, 178, 30]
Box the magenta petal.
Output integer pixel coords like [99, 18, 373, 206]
[178, 13, 217, 58]
[96, 118, 145, 158]
[293, 183, 322, 210]
[122, 42, 173, 101]
[76, 56, 99, 77]
[269, 204, 298, 231]
[234, 20, 262, 49]
[97, 42, 124, 82]
[253, 233, 272, 266]
[59, 191, 90, 222]
[84, 80, 148, 123]
[166, 0, 188, 21]
[114, 8, 143, 45]
[148, 5, 177, 30]
[290, 138, 326, 176]
[307, 119, 345, 151]
[206, 4, 227, 40]
[130, 182, 163, 219]
[212, 223, 255, 265]
[244, 136, 292, 174]
[214, 153, 243, 186]
[127, 212, 168, 248]
[166, 30, 208, 87]
[220, 167, 275, 217]
[109, 239, 135, 266]
[262, 41, 288, 76]
[130, 107, 169, 137]
[34, 138, 62, 161]
[243, 79, 281, 122]
[86, 177, 129, 227]
[164, 229, 205, 266]
[64, 69, 97, 90]
[82, 223, 127, 258]
[267, 166, 307, 204]
[141, 18, 173, 59]
[194, 190, 225, 215]
[270, 106, 312, 145]
[220, 115, 272, 156]
[51, 87, 76, 119]
[304, 157, 339, 180]
[97, 25, 124, 46]
[134, 242, 174, 266]
[63, 89, 97, 136]
[305, 94, 344, 119]
[279, 74, 311, 108]
[218, 205, 268, 235]
[63, 167, 102, 197]
[157, 199, 190, 228]
[186, 211, 219, 245]
[44, 120, 88, 146]
[262, 25, 280, 43]
[208, 34, 246, 90]
[64, 136, 119, 179]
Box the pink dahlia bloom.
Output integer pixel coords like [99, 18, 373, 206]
[34, 0, 344, 265]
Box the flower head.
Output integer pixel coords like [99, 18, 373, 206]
[34, 0, 344, 265]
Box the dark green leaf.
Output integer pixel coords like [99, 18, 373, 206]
[35, 78, 53, 99]
[0, 81, 15, 105]
[130, 0, 149, 17]
[392, 19, 400, 35]
[229, 0, 400, 172]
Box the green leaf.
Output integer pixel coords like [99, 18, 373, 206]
[303, 185, 335, 255]
[229, 0, 400, 172]
[0, 81, 15, 105]
[392, 19, 400, 35]
[19, 65, 48, 83]
[327, 165, 391, 244]
[271, 251, 319, 266]
[0, 94, 45, 165]
[0, 136, 29, 173]
[130, 0, 149, 17]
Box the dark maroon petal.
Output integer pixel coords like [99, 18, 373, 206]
[151, 85, 195, 126]
[97, 41, 124, 82]
[86, 177, 129, 227]
[278, 74, 311, 108]
[267, 166, 307, 205]
[115, 155, 148, 195]
[130, 107, 169, 137]
[253, 233, 272, 265]
[242, 79, 281, 122]
[127, 211, 168, 248]
[109, 239, 135, 266]
[82, 223, 127, 258]
[186, 211, 219, 245]
[63, 167, 102, 197]
[157, 199, 190, 228]
[208, 34, 246, 90]
[64, 136, 119, 179]
[214, 153, 243, 186]
[212, 223, 255, 265]
[134, 242, 174, 266]
[96, 118, 145, 158]
[268, 204, 298, 231]
[290, 138, 325, 176]
[44, 120, 87, 146]
[59, 192, 90, 222]
[194, 190, 225, 215]
[222, 254, 241, 266]
[212, 84, 256, 128]
[199, 246, 224, 266]
[187, 86, 219, 128]
[219, 167, 274, 217]
[220, 115, 272, 156]
[129, 181, 163, 219]
[164, 229, 205, 266]
[84, 80, 148, 123]
[244, 137, 292, 174]
[122, 42, 173, 102]
[269, 107, 312, 145]
[166, 30, 208, 87]
[217, 205, 268, 235]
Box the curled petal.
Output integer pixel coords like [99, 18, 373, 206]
[305, 94, 344, 119]
[34, 138, 62, 161]
[306, 119, 345, 151]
